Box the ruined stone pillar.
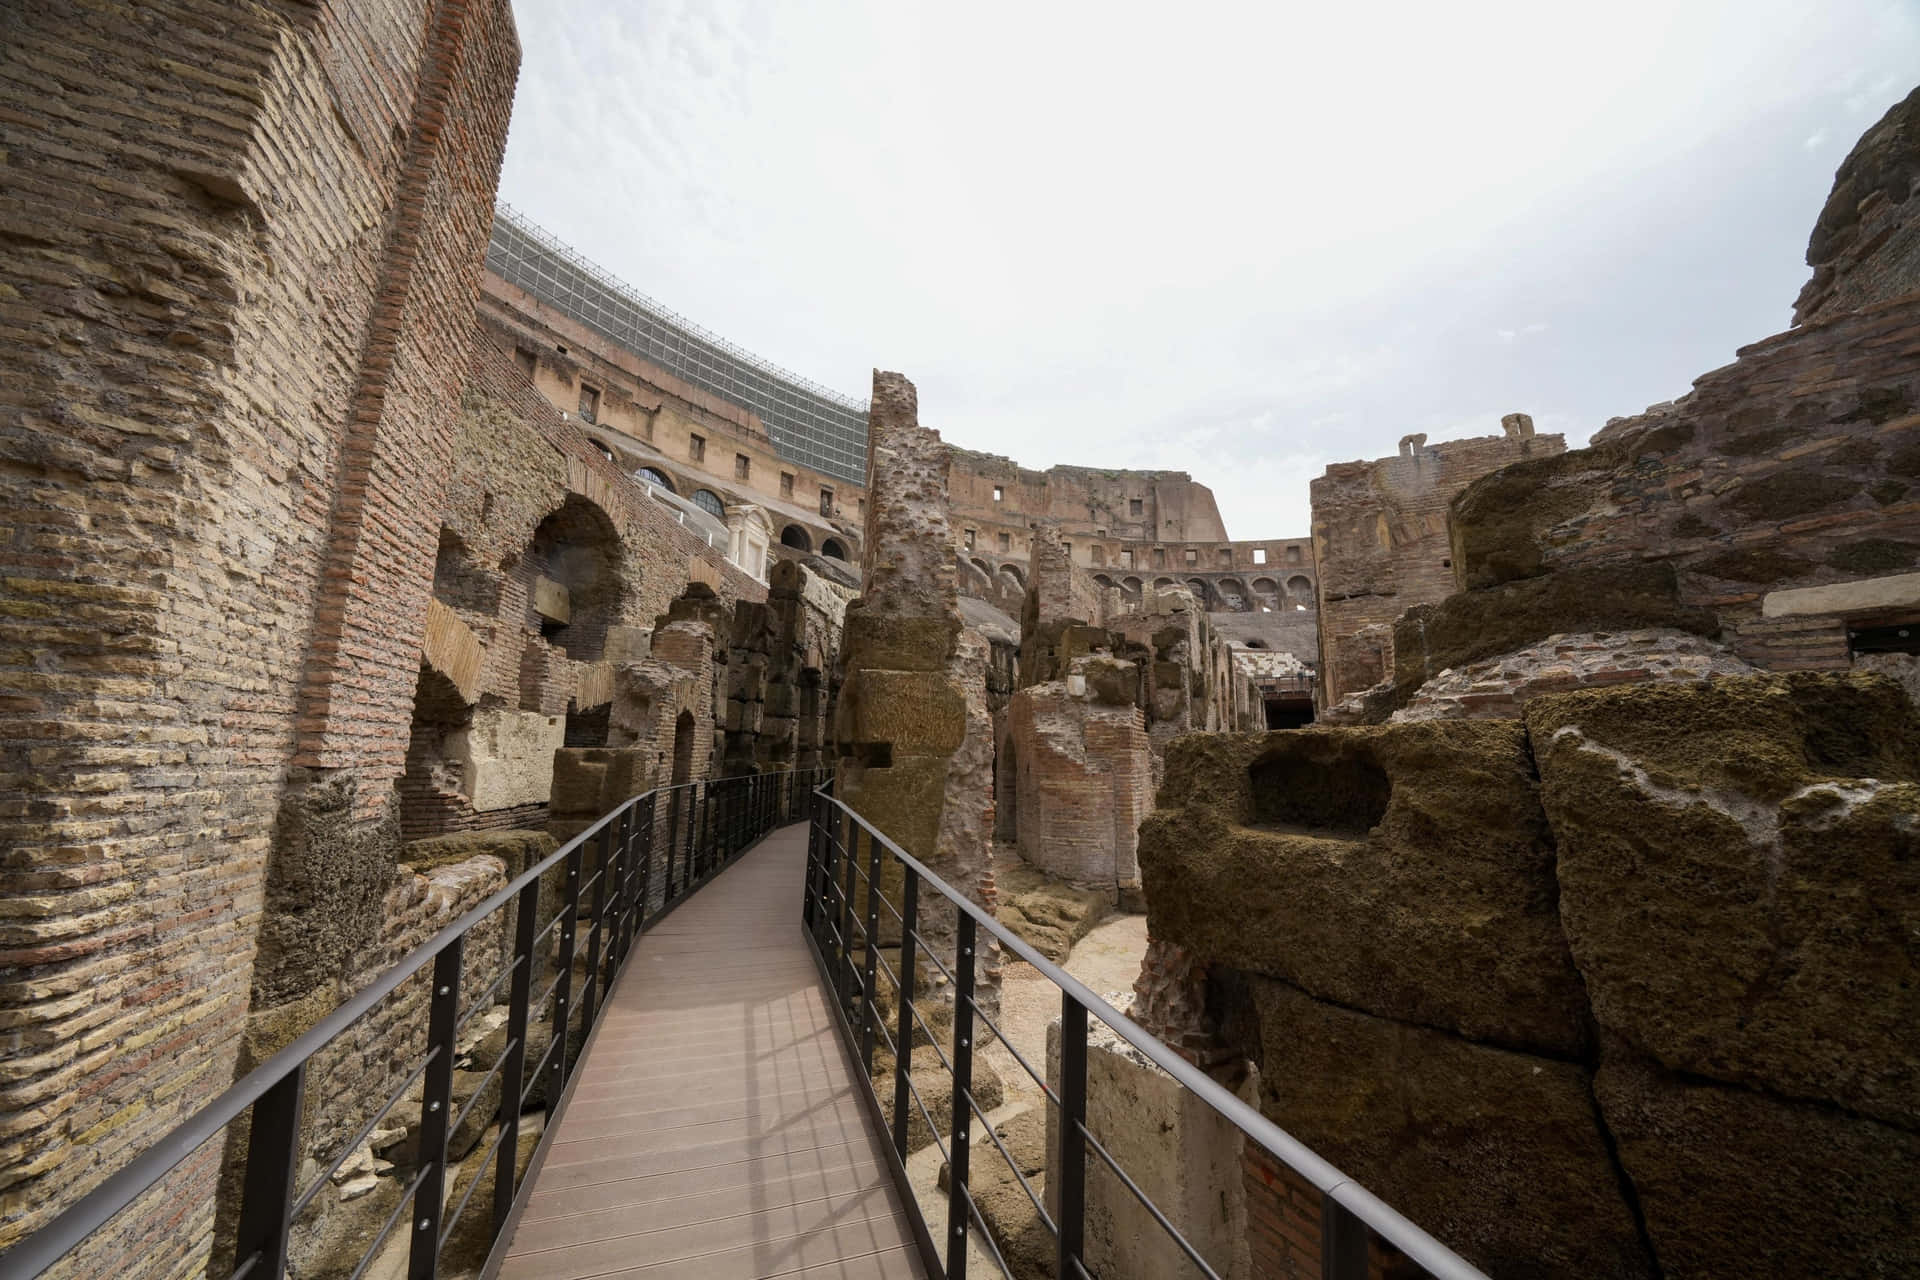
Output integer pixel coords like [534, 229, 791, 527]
[834, 371, 998, 1002]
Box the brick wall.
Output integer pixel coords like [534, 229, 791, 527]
[1311, 418, 1567, 701]
[0, 0, 518, 1269]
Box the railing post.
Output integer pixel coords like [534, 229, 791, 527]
[634, 792, 654, 942]
[802, 791, 822, 931]
[946, 912, 977, 1280]
[860, 826, 883, 1073]
[233, 1063, 305, 1279]
[1323, 1194, 1370, 1280]
[581, 816, 613, 1030]
[893, 866, 919, 1161]
[552, 842, 584, 1085]
[664, 784, 681, 902]
[494, 877, 539, 1233]
[410, 939, 463, 1279]
[835, 809, 856, 1014]
[1058, 995, 1088, 1279]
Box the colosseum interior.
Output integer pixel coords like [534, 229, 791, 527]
[1, 5, 1917, 1280]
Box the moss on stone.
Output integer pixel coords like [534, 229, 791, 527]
[1724, 470, 1864, 520]
[1826, 538, 1920, 574]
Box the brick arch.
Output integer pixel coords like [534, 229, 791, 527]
[1286, 574, 1314, 605]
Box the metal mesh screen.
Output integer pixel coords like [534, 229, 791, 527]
[486, 205, 870, 486]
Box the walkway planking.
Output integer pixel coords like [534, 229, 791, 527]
[498, 823, 925, 1280]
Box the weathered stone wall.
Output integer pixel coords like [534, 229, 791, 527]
[1310, 416, 1567, 702]
[1795, 85, 1920, 326]
[835, 372, 998, 999]
[1004, 667, 1154, 893]
[1139, 671, 1920, 1279]
[0, 0, 518, 1267]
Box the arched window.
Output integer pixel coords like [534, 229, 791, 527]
[637, 467, 676, 493]
[1287, 574, 1315, 606]
[780, 525, 813, 552]
[592, 439, 615, 463]
[822, 538, 849, 561]
[1153, 576, 1175, 589]
[1093, 573, 1114, 589]
[692, 489, 724, 518]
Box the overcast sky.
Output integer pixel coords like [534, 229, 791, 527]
[497, 1, 1919, 538]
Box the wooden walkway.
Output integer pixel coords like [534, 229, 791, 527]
[497, 823, 925, 1280]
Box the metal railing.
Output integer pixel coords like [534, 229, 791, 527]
[803, 787, 1489, 1280]
[6, 767, 827, 1280]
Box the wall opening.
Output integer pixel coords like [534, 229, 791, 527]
[1248, 743, 1389, 835]
[995, 736, 1019, 844]
[396, 663, 475, 840]
[671, 709, 697, 786]
[822, 538, 849, 561]
[781, 524, 813, 552]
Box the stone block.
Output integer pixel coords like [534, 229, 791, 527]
[836, 669, 967, 754]
[1141, 721, 1589, 1057]
[450, 707, 566, 811]
[531, 574, 570, 623]
[1529, 672, 1920, 1126]
[841, 612, 960, 673]
[1596, 1047, 1920, 1279]
[603, 625, 652, 663]
[1238, 978, 1652, 1279]
[547, 751, 610, 816]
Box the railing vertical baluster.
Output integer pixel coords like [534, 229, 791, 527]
[893, 866, 919, 1161]
[581, 817, 612, 1031]
[860, 826, 883, 1073]
[551, 843, 584, 1086]
[1323, 1194, 1370, 1280]
[233, 1063, 305, 1280]
[410, 940, 463, 1278]
[946, 912, 977, 1280]
[494, 877, 539, 1233]
[1058, 995, 1088, 1279]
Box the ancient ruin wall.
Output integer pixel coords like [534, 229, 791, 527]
[1310, 416, 1566, 702]
[0, 1, 518, 1267]
[1795, 84, 1920, 326]
[1139, 673, 1920, 1279]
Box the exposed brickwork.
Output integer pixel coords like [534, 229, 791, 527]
[0, 1, 518, 1268]
[1311, 416, 1566, 702]
[1795, 85, 1920, 326]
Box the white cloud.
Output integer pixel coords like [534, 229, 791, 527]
[499, 0, 1920, 535]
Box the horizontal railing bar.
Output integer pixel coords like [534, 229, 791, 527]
[958, 1176, 1016, 1279]
[441, 1108, 514, 1248]
[448, 1044, 514, 1140]
[289, 1046, 441, 1219]
[454, 952, 525, 1037]
[346, 1161, 431, 1280]
[905, 927, 955, 987]
[228, 1249, 261, 1280]
[1077, 1119, 1222, 1279]
[964, 994, 1057, 1106]
[812, 789, 1485, 1280]
[964, 1088, 1056, 1239]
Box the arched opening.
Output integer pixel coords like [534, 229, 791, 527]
[396, 663, 474, 841]
[780, 524, 813, 552]
[526, 495, 623, 666]
[1252, 577, 1281, 612]
[671, 709, 697, 786]
[1092, 573, 1114, 589]
[998, 564, 1025, 592]
[1121, 575, 1143, 602]
[637, 466, 676, 493]
[1245, 639, 1270, 649]
[1217, 577, 1249, 611]
[1153, 576, 1175, 589]
[691, 489, 725, 518]
[970, 556, 993, 580]
[995, 735, 1018, 845]
[592, 439, 616, 463]
[1185, 578, 1211, 607]
[821, 538, 849, 561]
[1287, 575, 1315, 607]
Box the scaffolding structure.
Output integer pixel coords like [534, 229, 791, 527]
[486, 205, 870, 486]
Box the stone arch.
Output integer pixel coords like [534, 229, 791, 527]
[1287, 574, 1314, 606]
[637, 466, 677, 493]
[822, 537, 849, 561]
[1121, 575, 1143, 601]
[526, 494, 624, 666]
[971, 556, 993, 580]
[1153, 576, 1175, 589]
[1093, 573, 1114, 590]
[1217, 577, 1249, 611]
[998, 563, 1025, 590]
[1185, 577, 1212, 607]
[396, 662, 475, 839]
[1251, 576, 1281, 611]
[1244, 638, 1270, 650]
[780, 524, 813, 552]
[691, 488, 724, 518]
